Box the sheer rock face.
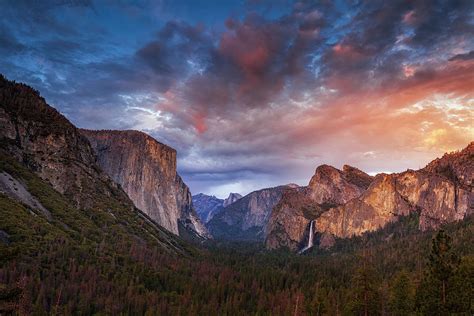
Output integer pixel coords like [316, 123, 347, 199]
[266, 143, 473, 251]
[265, 187, 322, 251]
[315, 168, 472, 239]
[208, 185, 296, 241]
[423, 142, 474, 188]
[223, 193, 243, 207]
[265, 166, 372, 250]
[81, 130, 209, 238]
[308, 165, 373, 205]
[314, 174, 411, 238]
[0, 77, 125, 208]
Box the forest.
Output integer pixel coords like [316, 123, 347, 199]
[1, 186, 473, 316]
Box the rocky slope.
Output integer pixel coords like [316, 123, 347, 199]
[208, 184, 298, 240]
[81, 130, 209, 238]
[193, 194, 224, 223]
[0, 74, 186, 253]
[223, 193, 242, 207]
[266, 165, 373, 250]
[0, 75, 125, 208]
[266, 143, 474, 251]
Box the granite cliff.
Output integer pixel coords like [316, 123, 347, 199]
[223, 193, 243, 207]
[266, 144, 473, 251]
[81, 130, 209, 238]
[266, 165, 373, 250]
[0, 76, 125, 208]
[0, 74, 186, 253]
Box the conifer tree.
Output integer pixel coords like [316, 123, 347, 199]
[389, 271, 414, 316]
[345, 264, 381, 316]
[429, 230, 459, 306]
[416, 230, 460, 315]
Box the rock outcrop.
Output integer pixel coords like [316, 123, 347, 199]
[308, 165, 373, 205]
[266, 143, 474, 251]
[81, 130, 209, 238]
[0, 170, 51, 220]
[316, 159, 472, 240]
[208, 184, 298, 240]
[266, 166, 372, 250]
[0, 74, 186, 253]
[0, 75, 127, 208]
[223, 193, 243, 207]
[423, 142, 474, 188]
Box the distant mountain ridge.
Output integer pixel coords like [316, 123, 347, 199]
[207, 184, 299, 241]
[192, 192, 242, 224]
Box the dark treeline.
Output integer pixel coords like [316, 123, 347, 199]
[1, 217, 473, 315]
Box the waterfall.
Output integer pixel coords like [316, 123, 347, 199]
[298, 220, 315, 254]
[307, 220, 314, 248]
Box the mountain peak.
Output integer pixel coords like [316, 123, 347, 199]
[223, 192, 243, 207]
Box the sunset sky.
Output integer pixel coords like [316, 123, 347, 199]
[1, 0, 473, 197]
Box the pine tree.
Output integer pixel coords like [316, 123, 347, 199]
[449, 256, 474, 313]
[416, 230, 460, 315]
[345, 264, 381, 316]
[389, 271, 414, 315]
[428, 230, 459, 306]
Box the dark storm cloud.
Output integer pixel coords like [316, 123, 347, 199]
[136, 8, 327, 134]
[0, 0, 473, 196]
[449, 50, 474, 61]
[408, 0, 474, 47]
[1, 0, 94, 37]
[0, 24, 25, 55]
[135, 20, 213, 92]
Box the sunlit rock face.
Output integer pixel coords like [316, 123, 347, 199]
[265, 166, 372, 251]
[81, 130, 210, 238]
[423, 142, 474, 188]
[265, 187, 322, 251]
[207, 185, 297, 241]
[314, 173, 411, 238]
[316, 172, 471, 238]
[265, 143, 473, 251]
[308, 164, 373, 205]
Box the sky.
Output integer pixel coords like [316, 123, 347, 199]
[1, 0, 473, 198]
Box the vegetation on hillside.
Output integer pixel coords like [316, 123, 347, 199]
[1, 154, 472, 315]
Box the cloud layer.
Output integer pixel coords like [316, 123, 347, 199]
[1, 0, 473, 197]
